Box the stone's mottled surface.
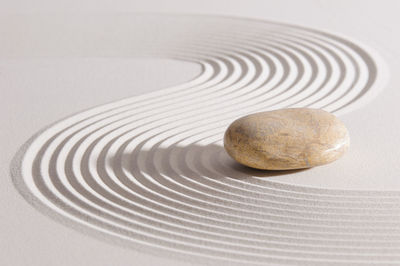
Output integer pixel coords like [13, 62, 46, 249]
[224, 108, 350, 170]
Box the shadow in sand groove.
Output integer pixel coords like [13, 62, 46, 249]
[118, 143, 307, 183]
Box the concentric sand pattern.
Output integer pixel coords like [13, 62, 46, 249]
[12, 15, 395, 265]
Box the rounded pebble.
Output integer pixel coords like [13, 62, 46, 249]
[224, 108, 350, 170]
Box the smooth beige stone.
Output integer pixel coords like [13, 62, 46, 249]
[224, 108, 350, 170]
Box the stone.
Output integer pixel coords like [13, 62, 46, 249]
[223, 108, 350, 170]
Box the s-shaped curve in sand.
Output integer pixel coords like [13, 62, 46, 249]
[11, 15, 396, 265]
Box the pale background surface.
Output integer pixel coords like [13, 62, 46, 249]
[1, 1, 400, 265]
